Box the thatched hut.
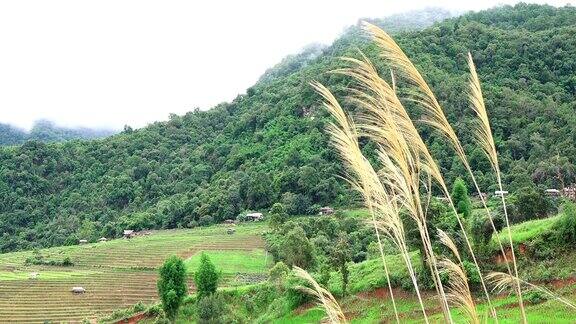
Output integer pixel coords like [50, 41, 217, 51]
[71, 287, 86, 294]
[123, 230, 135, 239]
[319, 207, 334, 215]
[245, 213, 263, 221]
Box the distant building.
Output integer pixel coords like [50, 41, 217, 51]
[71, 287, 86, 294]
[98, 237, 107, 242]
[494, 190, 509, 197]
[79, 239, 88, 244]
[123, 230, 135, 239]
[319, 207, 334, 215]
[545, 189, 560, 197]
[223, 219, 235, 225]
[245, 212, 263, 221]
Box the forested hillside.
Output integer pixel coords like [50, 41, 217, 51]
[1, 4, 575, 252]
[0, 120, 116, 146]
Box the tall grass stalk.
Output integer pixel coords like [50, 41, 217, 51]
[311, 82, 402, 323]
[360, 21, 509, 321]
[487, 272, 576, 311]
[438, 229, 479, 323]
[334, 53, 502, 323]
[293, 266, 348, 323]
[332, 55, 452, 322]
[467, 53, 526, 322]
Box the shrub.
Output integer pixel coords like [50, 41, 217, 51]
[268, 261, 290, 287]
[524, 290, 549, 304]
[146, 304, 163, 317]
[462, 260, 481, 287]
[196, 293, 226, 323]
[198, 215, 214, 227]
[25, 251, 74, 267]
[194, 253, 220, 299]
[132, 301, 146, 313]
[62, 257, 73, 266]
[317, 262, 331, 287]
[157, 255, 188, 321]
[555, 201, 576, 244]
[285, 274, 312, 309]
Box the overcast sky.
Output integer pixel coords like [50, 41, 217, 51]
[0, 0, 573, 130]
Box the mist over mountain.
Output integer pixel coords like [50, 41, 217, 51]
[258, 7, 453, 84]
[0, 120, 117, 146]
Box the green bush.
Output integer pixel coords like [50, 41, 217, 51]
[285, 275, 312, 310]
[555, 201, 576, 244]
[509, 186, 551, 223]
[524, 290, 549, 304]
[24, 251, 74, 267]
[196, 293, 226, 323]
[146, 304, 163, 317]
[526, 230, 557, 260]
[268, 261, 290, 288]
[462, 260, 481, 287]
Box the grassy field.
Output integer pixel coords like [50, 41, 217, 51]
[185, 249, 271, 275]
[492, 215, 559, 247]
[0, 222, 269, 323]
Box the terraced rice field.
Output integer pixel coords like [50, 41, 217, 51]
[0, 223, 269, 323]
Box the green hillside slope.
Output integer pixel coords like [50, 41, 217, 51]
[1, 4, 575, 252]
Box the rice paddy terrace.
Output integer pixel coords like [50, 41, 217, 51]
[0, 223, 269, 323]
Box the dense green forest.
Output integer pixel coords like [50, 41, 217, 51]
[0, 120, 116, 146]
[1, 4, 575, 252]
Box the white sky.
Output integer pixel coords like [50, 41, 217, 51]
[0, 0, 573, 130]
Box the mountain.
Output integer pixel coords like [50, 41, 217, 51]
[0, 120, 117, 146]
[257, 8, 454, 84]
[0, 4, 575, 252]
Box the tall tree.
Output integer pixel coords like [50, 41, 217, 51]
[451, 177, 472, 219]
[157, 255, 188, 322]
[193, 253, 220, 299]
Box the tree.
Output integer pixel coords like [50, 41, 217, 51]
[451, 177, 472, 218]
[330, 233, 352, 295]
[268, 202, 288, 230]
[193, 253, 220, 299]
[511, 186, 551, 223]
[157, 255, 188, 322]
[280, 226, 315, 269]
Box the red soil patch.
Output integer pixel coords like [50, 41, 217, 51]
[540, 276, 576, 289]
[114, 312, 149, 324]
[494, 243, 527, 264]
[294, 302, 315, 315]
